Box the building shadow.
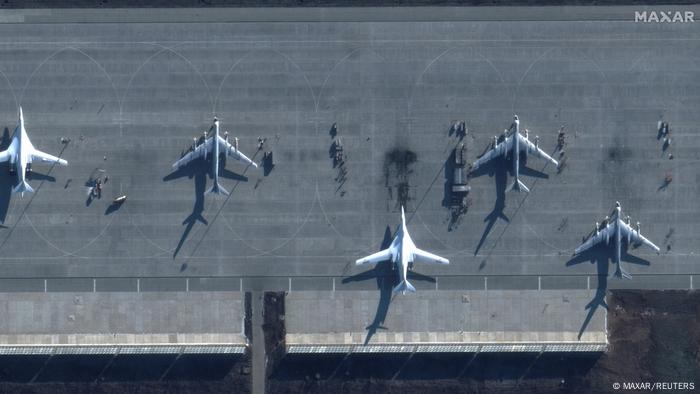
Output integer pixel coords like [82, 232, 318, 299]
[163, 159, 209, 258]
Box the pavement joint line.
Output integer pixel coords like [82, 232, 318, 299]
[538, 276, 541, 291]
[93, 279, 96, 293]
[587, 276, 590, 290]
[6, 6, 700, 24]
[137, 278, 140, 293]
[484, 277, 488, 291]
[691, 276, 693, 290]
[186, 278, 189, 292]
[43, 279, 46, 293]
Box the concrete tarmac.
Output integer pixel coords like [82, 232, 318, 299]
[0, 9, 695, 293]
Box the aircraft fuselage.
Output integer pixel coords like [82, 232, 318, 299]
[397, 225, 410, 286]
[512, 117, 520, 185]
[212, 119, 220, 183]
[14, 113, 30, 186]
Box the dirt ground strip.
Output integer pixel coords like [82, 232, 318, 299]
[267, 290, 700, 394]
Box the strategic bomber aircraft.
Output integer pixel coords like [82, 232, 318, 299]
[356, 207, 449, 294]
[472, 115, 559, 192]
[0, 107, 68, 196]
[172, 117, 257, 196]
[574, 201, 660, 279]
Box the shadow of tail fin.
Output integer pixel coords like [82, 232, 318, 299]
[614, 263, 632, 280]
[507, 178, 529, 193]
[393, 280, 416, 295]
[206, 181, 229, 196]
[13, 181, 33, 195]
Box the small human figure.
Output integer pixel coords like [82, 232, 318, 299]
[557, 127, 566, 150]
[664, 173, 673, 185]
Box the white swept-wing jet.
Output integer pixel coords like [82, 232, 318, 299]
[172, 117, 257, 196]
[0, 107, 68, 196]
[356, 207, 449, 294]
[574, 201, 660, 279]
[472, 115, 558, 192]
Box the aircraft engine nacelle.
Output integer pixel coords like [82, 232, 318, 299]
[595, 222, 599, 235]
[234, 137, 239, 152]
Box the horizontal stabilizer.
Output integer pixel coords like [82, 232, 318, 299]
[13, 181, 34, 195]
[205, 182, 229, 196]
[508, 179, 530, 193]
[392, 280, 416, 294]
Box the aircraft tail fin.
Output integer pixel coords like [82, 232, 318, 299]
[13, 181, 33, 195]
[508, 179, 530, 193]
[392, 280, 416, 295]
[205, 181, 229, 196]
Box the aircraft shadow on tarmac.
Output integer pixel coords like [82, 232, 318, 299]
[0, 128, 59, 223]
[470, 147, 549, 257]
[565, 241, 651, 340]
[341, 226, 436, 345]
[163, 155, 248, 259]
[441, 149, 456, 209]
[0, 128, 12, 223]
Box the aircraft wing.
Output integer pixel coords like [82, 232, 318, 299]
[356, 248, 392, 265]
[620, 221, 661, 252]
[218, 136, 257, 168]
[172, 138, 212, 169]
[472, 135, 512, 170]
[574, 224, 613, 255]
[31, 148, 67, 166]
[518, 134, 559, 166]
[412, 248, 449, 265]
[0, 138, 17, 163]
